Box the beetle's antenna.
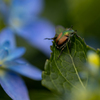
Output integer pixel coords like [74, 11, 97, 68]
[75, 30, 77, 33]
[74, 30, 79, 37]
[68, 25, 73, 30]
[71, 25, 73, 28]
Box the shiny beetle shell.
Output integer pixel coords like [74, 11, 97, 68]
[55, 32, 69, 49]
[45, 26, 77, 59]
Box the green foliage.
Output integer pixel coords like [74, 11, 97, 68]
[66, 0, 100, 38]
[42, 26, 100, 100]
[29, 90, 61, 100]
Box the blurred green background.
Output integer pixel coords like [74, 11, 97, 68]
[0, 0, 100, 99]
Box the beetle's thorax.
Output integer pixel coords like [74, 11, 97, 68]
[56, 32, 69, 42]
[63, 31, 69, 36]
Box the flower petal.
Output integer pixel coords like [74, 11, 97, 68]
[15, 19, 55, 56]
[5, 59, 42, 80]
[10, 0, 44, 16]
[1, 41, 10, 49]
[0, 0, 9, 18]
[0, 41, 10, 60]
[0, 28, 16, 49]
[9, 0, 44, 30]
[4, 47, 26, 61]
[0, 70, 29, 100]
[0, 49, 9, 60]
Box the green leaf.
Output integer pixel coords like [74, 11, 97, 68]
[42, 26, 95, 98]
[29, 90, 61, 100]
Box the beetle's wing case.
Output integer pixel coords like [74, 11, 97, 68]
[56, 33, 62, 42]
[56, 35, 69, 49]
[55, 25, 66, 36]
[57, 36, 68, 46]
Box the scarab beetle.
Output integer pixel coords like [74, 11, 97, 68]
[45, 26, 77, 59]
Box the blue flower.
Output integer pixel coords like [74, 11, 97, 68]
[0, 28, 42, 100]
[1, 0, 55, 56]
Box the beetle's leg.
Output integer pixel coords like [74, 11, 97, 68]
[44, 37, 57, 40]
[57, 48, 64, 59]
[45, 38, 54, 40]
[73, 30, 79, 38]
[57, 42, 67, 59]
[68, 39, 72, 54]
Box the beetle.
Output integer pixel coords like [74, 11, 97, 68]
[45, 26, 77, 59]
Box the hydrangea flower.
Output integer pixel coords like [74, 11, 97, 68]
[0, 28, 42, 100]
[70, 83, 100, 100]
[1, 0, 55, 56]
[87, 51, 99, 74]
[87, 51, 99, 67]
